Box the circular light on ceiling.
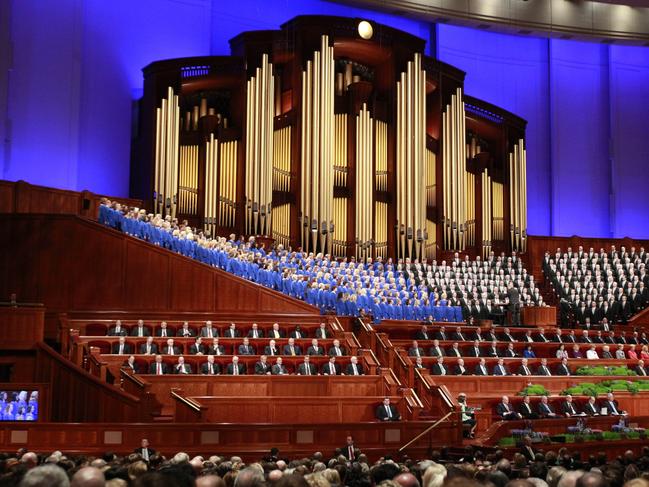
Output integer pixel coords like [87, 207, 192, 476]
[358, 20, 373, 40]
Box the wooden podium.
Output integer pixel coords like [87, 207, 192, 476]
[521, 306, 556, 327]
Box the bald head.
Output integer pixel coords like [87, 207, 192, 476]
[71, 467, 105, 487]
[197, 475, 227, 487]
[394, 473, 421, 487]
[268, 470, 284, 483]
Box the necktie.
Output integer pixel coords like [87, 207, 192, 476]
[336, 348, 341, 356]
[290, 347, 295, 356]
[475, 348, 479, 356]
[459, 366, 464, 374]
[209, 363, 213, 374]
[169, 347, 174, 355]
[504, 403, 509, 412]
[570, 403, 575, 414]
[348, 446, 354, 460]
[157, 363, 162, 375]
[208, 329, 212, 338]
[270, 348, 275, 356]
[233, 364, 238, 375]
[524, 366, 529, 375]
[306, 364, 311, 375]
[441, 366, 446, 376]
[119, 344, 123, 354]
[386, 405, 392, 418]
[499, 365, 504, 374]
[352, 364, 358, 375]
[481, 365, 486, 374]
[330, 363, 335, 374]
[143, 448, 149, 461]
[162, 330, 166, 337]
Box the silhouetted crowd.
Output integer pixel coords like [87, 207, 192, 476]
[4, 445, 649, 487]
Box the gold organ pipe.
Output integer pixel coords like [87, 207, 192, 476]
[154, 108, 161, 213]
[509, 151, 515, 250]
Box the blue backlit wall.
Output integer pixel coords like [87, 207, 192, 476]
[2, 1, 648, 237]
[437, 24, 649, 239]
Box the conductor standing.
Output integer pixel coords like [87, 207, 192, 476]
[507, 283, 521, 326]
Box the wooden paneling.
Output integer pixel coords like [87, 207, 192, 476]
[521, 306, 556, 326]
[0, 306, 44, 349]
[189, 395, 402, 423]
[0, 180, 143, 219]
[33, 343, 146, 422]
[0, 215, 318, 341]
[0, 420, 462, 460]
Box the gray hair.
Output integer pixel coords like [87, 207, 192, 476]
[20, 465, 70, 487]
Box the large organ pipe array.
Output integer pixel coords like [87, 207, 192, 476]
[425, 149, 436, 208]
[375, 201, 388, 259]
[332, 197, 348, 258]
[204, 135, 238, 235]
[492, 182, 504, 241]
[153, 87, 180, 217]
[481, 171, 493, 258]
[375, 121, 388, 192]
[334, 114, 348, 187]
[273, 127, 291, 192]
[272, 203, 291, 248]
[509, 139, 527, 252]
[245, 53, 275, 237]
[396, 53, 427, 260]
[300, 35, 335, 254]
[178, 145, 199, 215]
[465, 171, 475, 247]
[442, 87, 467, 251]
[355, 104, 374, 260]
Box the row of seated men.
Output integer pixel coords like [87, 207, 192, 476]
[407, 324, 649, 345]
[404, 338, 649, 358]
[494, 393, 627, 420]
[100, 336, 346, 357]
[121, 354, 366, 376]
[544, 245, 649, 324]
[102, 320, 331, 339]
[417, 356, 649, 376]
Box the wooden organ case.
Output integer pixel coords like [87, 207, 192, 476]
[132, 15, 528, 260]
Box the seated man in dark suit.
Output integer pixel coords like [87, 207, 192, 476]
[131, 319, 151, 338]
[430, 356, 448, 376]
[248, 323, 264, 339]
[108, 320, 128, 336]
[162, 338, 181, 356]
[636, 359, 649, 376]
[112, 336, 132, 355]
[268, 323, 285, 339]
[188, 337, 206, 355]
[199, 321, 218, 338]
[207, 338, 225, 356]
[517, 358, 533, 376]
[283, 338, 302, 356]
[328, 339, 346, 357]
[556, 357, 571, 376]
[428, 340, 445, 358]
[453, 358, 469, 376]
[223, 323, 240, 338]
[321, 356, 341, 376]
[601, 392, 626, 416]
[155, 322, 171, 338]
[254, 355, 271, 375]
[492, 358, 510, 376]
[296, 355, 318, 375]
[415, 325, 430, 340]
[139, 336, 158, 355]
[518, 396, 538, 419]
[345, 356, 364, 376]
[408, 340, 425, 357]
[561, 395, 580, 417]
[583, 396, 599, 416]
[496, 396, 521, 420]
[486, 340, 500, 358]
[452, 326, 468, 342]
[536, 358, 552, 376]
[134, 439, 155, 462]
[176, 322, 195, 338]
[375, 397, 401, 421]
[122, 355, 139, 374]
[314, 322, 330, 339]
[466, 340, 482, 358]
[341, 435, 360, 461]
[289, 326, 308, 339]
[173, 356, 193, 374]
[538, 395, 558, 418]
[434, 326, 448, 341]
[503, 343, 517, 358]
[201, 354, 220, 375]
[500, 327, 517, 342]
[306, 338, 324, 356]
[149, 355, 168, 375]
[447, 342, 462, 358]
[264, 339, 280, 357]
[271, 357, 288, 375]
[226, 356, 246, 375]
[474, 358, 489, 376]
[237, 337, 256, 356]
